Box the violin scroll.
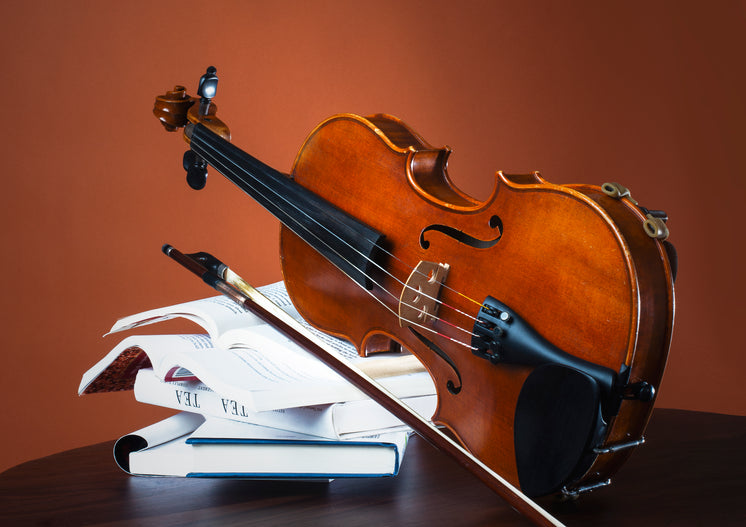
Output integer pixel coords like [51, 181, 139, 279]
[153, 85, 193, 131]
[154, 68, 232, 190]
[153, 67, 230, 141]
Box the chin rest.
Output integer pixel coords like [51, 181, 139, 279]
[514, 364, 606, 497]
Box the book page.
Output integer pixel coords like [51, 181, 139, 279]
[78, 334, 213, 394]
[80, 333, 341, 394]
[80, 331, 433, 410]
[108, 281, 363, 361]
[190, 417, 408, 449]
[108, 282, 299, 338]
[107, 295, 265, 341]
[82, 281, 432, 410]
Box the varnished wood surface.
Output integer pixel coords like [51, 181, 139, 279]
[0, 409, 743, 526]
[280, 112, 674, 491]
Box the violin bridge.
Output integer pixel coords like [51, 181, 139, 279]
[399, 261, 450, 327]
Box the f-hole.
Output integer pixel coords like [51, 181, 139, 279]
[420, 215, 502, 250]
[408, 327, 462, 394]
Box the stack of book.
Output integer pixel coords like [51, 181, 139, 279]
[79, 282, 436, 480]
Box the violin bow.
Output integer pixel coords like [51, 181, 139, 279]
[162, 244, 565, 527]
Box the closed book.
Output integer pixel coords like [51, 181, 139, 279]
[133, 367, 436, 439]
[119, 414, 408, 479]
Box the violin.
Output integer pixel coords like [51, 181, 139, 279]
[153, 68, 675, 505]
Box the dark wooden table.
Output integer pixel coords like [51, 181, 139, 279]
[1, 409, 743, 526]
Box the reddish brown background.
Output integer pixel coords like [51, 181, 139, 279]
[1, 1, 743, 473]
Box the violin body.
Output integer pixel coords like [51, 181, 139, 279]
[281, 114, 674, 495]
[154, 73, 675, 498]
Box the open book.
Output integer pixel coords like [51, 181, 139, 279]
[79, 282, 435, 412]
[116, 413, 408, 479]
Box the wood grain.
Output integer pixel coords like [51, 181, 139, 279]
[1, 409, 743, 526]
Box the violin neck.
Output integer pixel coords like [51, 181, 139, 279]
[189, 124, 384, 289]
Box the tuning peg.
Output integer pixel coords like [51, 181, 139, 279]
[197, 66, 218, 117]
[186, 163, 207, 190]
[183, 150, 207, 190]
[623, 381, 656, 402]
[183, 150, 197, 171]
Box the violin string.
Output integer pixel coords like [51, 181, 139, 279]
[185, 125, 488, 320]
[194, 133, 483, 348]
[201, 147, 476, 349]
[340, 237, 487, 317]
[198, 144, 473, 349]
[199, 138, 481, 348]
[213, 132, 487, 325]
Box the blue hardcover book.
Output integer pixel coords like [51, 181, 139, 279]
[116, 413, 408, 479]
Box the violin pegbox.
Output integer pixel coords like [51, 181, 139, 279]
[152, 67, 228, 135]
[153, 67, 231, 191]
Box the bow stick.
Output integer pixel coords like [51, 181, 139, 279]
[162, 243, 565, 527]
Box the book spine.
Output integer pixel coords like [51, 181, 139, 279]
[133, 369, 340, 439]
